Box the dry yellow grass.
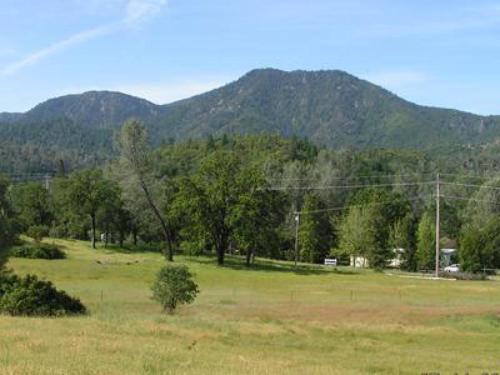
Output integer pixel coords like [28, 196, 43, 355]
[0, 238, 499, 374]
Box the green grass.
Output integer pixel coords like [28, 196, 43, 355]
[1, 238, 499, 374]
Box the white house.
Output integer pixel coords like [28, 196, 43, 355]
[350, 255, 369, 268]
[350, 248, 405, 268]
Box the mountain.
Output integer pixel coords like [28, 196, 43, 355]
[0, 112, 23, 123]
[157, 69, 500, 148]
[23, 91, 160, 129]
[1, 68, 500, 172]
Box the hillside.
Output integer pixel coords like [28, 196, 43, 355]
[0, 112, 23, 123]
[23, 91, 160, 129]
[1, 68, 500, 172]
[156, 69, 500, 148]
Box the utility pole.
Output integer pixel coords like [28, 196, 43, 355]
[435, 173, 440, 278]
[294, 212, 300, 267]
[44, 174, 51, 191]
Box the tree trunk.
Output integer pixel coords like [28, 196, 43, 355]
[91, 214, 96, 249]
[216, 233, 228, 265]
[132, 228, 138, 246]
[139, 178, 174, 261]
[245, 249, 252, 267]
[217, 248, 224, 265]
[164, 232, 174, 262]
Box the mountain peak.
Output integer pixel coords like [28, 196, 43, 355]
[1, 67, 499, 152]
[22, 90, 159, 129]
[240, 67, 357, 82]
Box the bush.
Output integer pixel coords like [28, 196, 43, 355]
[26, 225, 50, 243]
[10, 244, 65, 260]
[0, 274, 86, 316]
[151, 264, 199, 313]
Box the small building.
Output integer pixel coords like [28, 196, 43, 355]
[350, 248, 405, 268]
[350, 255, 369, 268]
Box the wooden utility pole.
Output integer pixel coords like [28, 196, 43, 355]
[44, 174, 51, 191]
[294, 212, 300, 267]
[435, 173, 440, 278]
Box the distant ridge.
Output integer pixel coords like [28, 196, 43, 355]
[1, 68, 500, 172]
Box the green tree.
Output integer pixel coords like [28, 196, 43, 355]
[464, 178, 500, 228]
[176, 151, 267, 265]
[337, 206, 376, 267]
[113, 205, 133, 248]
[299, 193, 332, 263]
[460, 218, 500, 273]
[0, 175, 18, 268]
[50, 177, 88, 240]
[416, 212, 436, 270]
[459, 225, 483, 273]
[11, 182, 53, 231]
[151, 264, 199, 313]
[343, 189, 412, 268]
[231, 168, 287, 266]
[26, 225, 50, 243]
[66, 170, 119, 249]
[389, 213, 417, 270]
[117, 120, 175, 261]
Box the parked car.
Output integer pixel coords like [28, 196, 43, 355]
[444, 264, 460, 273]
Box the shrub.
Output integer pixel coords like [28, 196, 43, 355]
[0, 274, 86, 316]
[151, 264, 199, 313]
[0, 271, 17, 296]
[10, 244, 65, 260]
[26, 225, 50, 243]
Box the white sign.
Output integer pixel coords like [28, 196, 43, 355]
[324, 258, 337, 266]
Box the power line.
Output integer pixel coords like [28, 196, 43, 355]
[268, 172, 433, 182]
[266, 181, 435, 191]
[440, 173, 500, 180]
[5, 173, 54, 177]
[441, 182, 500, 191]
[442, 195, 500, 205]
[296, 195, 433, 215]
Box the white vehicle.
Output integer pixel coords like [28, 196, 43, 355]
[444, 264, 460, 273]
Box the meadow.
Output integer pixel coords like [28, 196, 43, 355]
[0, 239, 499, 374]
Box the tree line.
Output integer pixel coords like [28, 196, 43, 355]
[1, 120, 500, 273]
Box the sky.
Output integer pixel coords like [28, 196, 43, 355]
[0, 0, 499, 114]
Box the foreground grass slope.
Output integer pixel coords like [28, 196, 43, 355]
[0, 239, 499, 374]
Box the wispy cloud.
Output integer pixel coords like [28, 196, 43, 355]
[125, 0, 167, 25]
[0, 0, 168, 77]
[0, 25, 116, 77]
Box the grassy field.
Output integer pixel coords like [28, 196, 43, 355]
[0, 239, 499, 375]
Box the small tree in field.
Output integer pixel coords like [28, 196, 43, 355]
[151, 265, 199, 313]
[27, 225, 49, 244]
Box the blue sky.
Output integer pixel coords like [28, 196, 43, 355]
[0, 0, 499, 114]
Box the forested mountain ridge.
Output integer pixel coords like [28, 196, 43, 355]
[155, 69, 500, 148]
[0, 112, 23, 123]
[1, 68, 500, 173]
[12, 91, 160, 129]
